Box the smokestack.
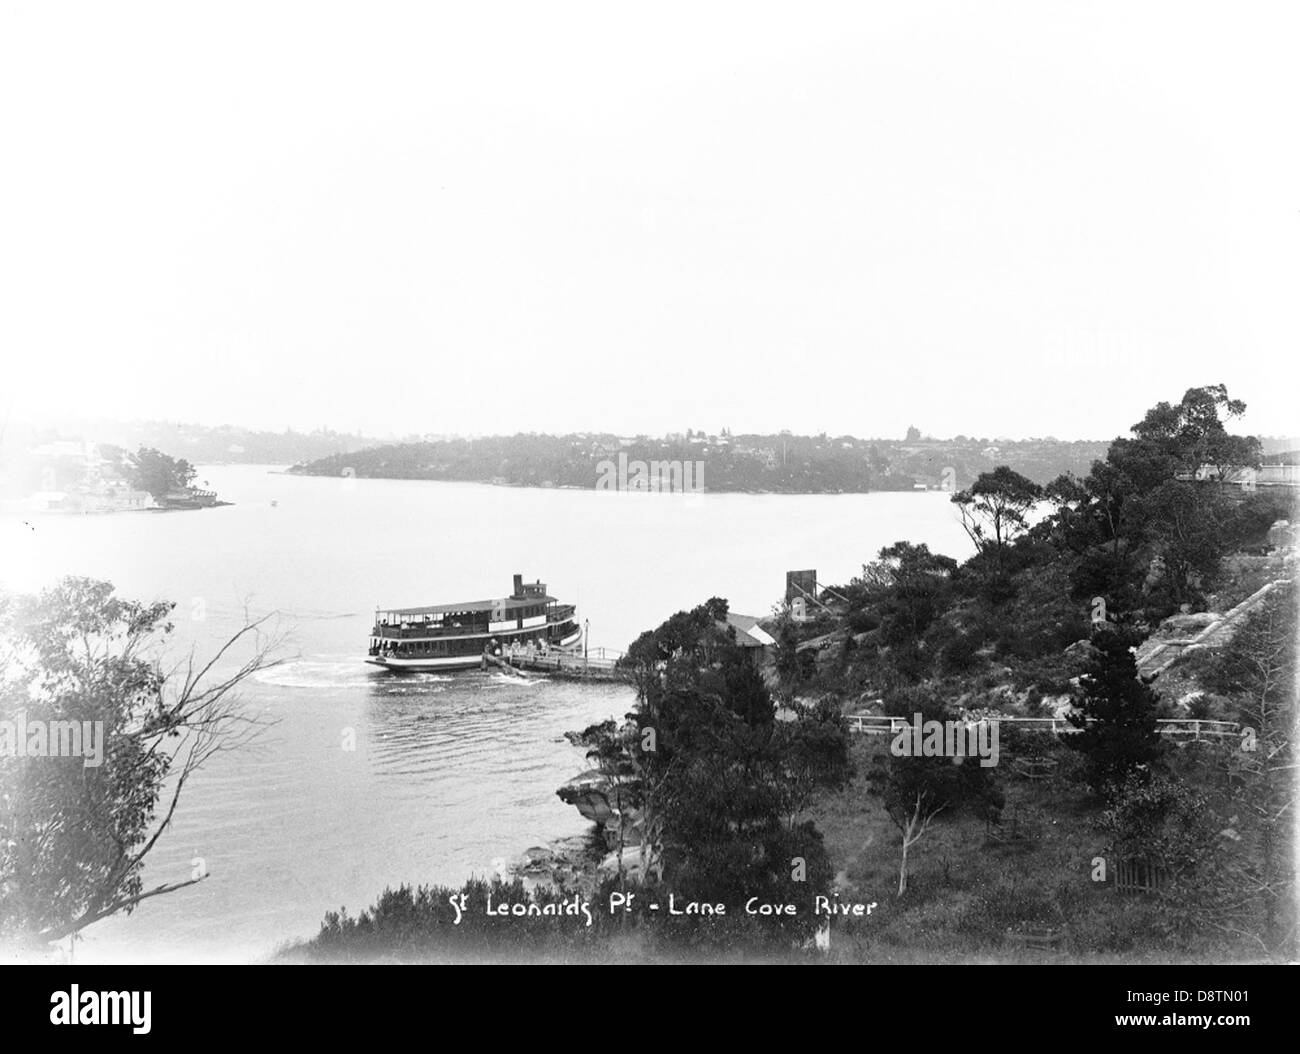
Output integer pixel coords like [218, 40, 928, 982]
[513, 573, 523, 597]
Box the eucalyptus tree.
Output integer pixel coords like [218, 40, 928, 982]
[0, 577, 280, 948]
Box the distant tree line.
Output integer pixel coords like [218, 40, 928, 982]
[290, 431, 1114, 493]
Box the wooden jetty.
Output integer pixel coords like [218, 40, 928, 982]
[499, 646, 631, 683]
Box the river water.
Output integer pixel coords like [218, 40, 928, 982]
[0, 465, 971, 961]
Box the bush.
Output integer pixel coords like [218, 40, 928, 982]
[940, 632, 982, 674]
[957, 879, 1061, 941]
[846, 608, 880, 635]
[1224, 490, 1295, 548]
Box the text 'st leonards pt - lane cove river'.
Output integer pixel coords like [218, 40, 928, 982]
[0, 465, 973, 961]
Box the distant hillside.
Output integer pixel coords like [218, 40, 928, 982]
[1260, 436, 1300, 456]
[289, 431, 1115, 493]
[5, 420, 386, 466]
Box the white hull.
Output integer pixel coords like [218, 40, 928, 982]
[367, 628, 583, 673]
[366, 654, 488, 672]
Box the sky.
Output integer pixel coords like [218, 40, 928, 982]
[1, 1, 1296, 441]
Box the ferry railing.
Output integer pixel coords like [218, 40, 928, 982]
[374, 618, 575, 641]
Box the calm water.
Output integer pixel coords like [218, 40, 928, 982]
[0, 466, 971, 961]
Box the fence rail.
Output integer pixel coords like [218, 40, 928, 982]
[847, 714, 1241, 739]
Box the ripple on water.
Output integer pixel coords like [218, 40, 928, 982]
[253, 659, 453, 690]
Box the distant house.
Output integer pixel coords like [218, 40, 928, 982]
[29, 490, 70, 511]
[719, 612, 777, 665]
[159, 487, 220, 510]
[1180, 463, 1300, 488]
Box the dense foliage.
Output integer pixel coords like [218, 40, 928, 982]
[121, 446, 197, 500]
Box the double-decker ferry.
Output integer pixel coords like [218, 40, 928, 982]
[367, 574, 582, 672]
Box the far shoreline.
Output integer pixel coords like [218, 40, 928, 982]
[276, 467, 948, 497]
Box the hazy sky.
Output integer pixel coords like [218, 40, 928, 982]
[2, 1, 1296, 441]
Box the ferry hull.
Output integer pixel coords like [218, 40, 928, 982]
[367, 627, 583, 673]
[365, 655, 487, 672]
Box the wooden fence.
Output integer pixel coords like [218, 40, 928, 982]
[847, 714, 1241, 739]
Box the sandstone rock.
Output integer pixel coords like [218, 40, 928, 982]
[555, 769, 610, 804]
[1064, 639, 1100, 662]
[1156, 612, 1220, 637]
[598, 846, 649, 883]
[516, 846, 555, 874]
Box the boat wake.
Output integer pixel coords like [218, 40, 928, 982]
[254, 660, 452, 690]
[488, 671, 537, 688]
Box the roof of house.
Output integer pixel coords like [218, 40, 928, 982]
[721, 612, 777, 647]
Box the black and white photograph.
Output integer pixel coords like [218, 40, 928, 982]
[0, 0, 1295, 1024]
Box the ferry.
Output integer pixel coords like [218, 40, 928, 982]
[367, 574, 582, 672]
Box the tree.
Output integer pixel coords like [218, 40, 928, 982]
[1133, 479, 1228, 611]
[1131, 383, 1260, 480]
[1098, 772, 1217, 884]
[580, 718, 644, 891]
[869, 542, 958, 646]
[613, 598, 847, 942]
[1067, 627, 1164, 794]
[883, 771, 945, 898]
[775, 698, 852, 823]
[773, 616, 802, 686]
[1042, 385, 1262, 621]
[873, 688, 1002, 896]
[621, 596, 730, 671]
[635, 678, 834, 940]
[951, 467, 1042, 564]
[129, 447, 197, 501]
[0, 577, 280, 947]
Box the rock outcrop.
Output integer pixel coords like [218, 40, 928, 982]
[1135, 578, 1291, 678]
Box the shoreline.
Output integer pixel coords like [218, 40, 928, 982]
[280, 468, 938, 496]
